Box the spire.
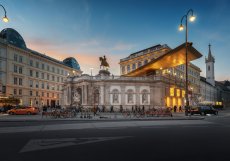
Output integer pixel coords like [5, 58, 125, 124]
[206, 43, 215, 63]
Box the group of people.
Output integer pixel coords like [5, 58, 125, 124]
[172, 105, 183, 113]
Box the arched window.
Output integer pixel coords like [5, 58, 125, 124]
[138, 61, 142, 68]
[132, 63, 136, 70]
[208, 65, 210, 71]
[127, 89, 134, 103]
[127, 65, 130, 73]
[112, 89, 119, 103]
[142, 89, 148, 104]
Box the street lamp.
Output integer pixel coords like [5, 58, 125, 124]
[179, 9, 196, 112]
[90, 68, 93, 76]
[0, 4, 9, 23]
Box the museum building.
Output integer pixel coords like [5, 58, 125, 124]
[62, 42, 202, 109]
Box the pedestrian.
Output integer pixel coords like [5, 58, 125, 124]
[179, 106, 182, 112]
[93, 106, 97, 116]
[102, 105, 105, 112]
[131, 106, 134, 112]
[173, 105, 177, 113]
[120, 105, 123, 113]
[142, 105, 145, 112]
[110, 105, 113, 113]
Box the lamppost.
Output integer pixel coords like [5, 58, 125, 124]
[90, 68, 93, 77]
[179, 9, 196, 112]
[0, 4, 9, 23]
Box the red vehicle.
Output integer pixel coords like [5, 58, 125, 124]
[8, 106, 39, 115]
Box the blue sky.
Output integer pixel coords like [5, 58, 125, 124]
[1, 0, 230, 80]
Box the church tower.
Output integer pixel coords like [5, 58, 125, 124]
[205, 44, 215, 86]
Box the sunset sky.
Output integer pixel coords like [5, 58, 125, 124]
[1, 0, 230, 80]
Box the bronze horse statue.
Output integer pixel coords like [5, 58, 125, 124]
[99, 55, 110, 69]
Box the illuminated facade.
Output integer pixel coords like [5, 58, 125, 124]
[0, 28, 81, 107]
[63, 43, 203, 109]
[120, 43, 202, 107]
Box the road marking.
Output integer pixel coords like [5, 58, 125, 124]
[20, 136, 132, 153]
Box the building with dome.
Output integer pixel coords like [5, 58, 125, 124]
[0, 28, 82, 107]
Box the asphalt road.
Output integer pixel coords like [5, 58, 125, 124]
[0, 113, 230, 161]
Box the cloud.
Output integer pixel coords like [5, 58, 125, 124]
[26, 37, 135, 75]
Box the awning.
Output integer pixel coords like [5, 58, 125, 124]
[124, 42, 203, 76]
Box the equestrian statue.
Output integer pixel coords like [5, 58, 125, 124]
[99, 55, 110, 70]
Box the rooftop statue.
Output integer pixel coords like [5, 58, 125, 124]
[99, 55, 110, 70]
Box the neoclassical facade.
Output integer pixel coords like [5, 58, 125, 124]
[0, 28, 81, 107]
[62, 70, 169, 110]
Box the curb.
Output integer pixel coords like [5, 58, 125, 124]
[0, 116, 205, 122]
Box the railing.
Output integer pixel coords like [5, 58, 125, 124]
[120, 44, 169, 62]
[69, 75, 166, 82]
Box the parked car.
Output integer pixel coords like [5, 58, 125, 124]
[0, 105, 14, 113]
[7, 106, 39, 115]
[189, 106, 218, 116]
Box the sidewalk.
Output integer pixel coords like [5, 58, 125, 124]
[0, 112, 204, 122]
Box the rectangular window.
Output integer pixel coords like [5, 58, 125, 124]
[182, 90, 185, 98]
[14, 89, 17, 95]
[36, 91, 39, 97]
[61, 77, 63, 82]
[30, 70, 33, 77]
[52, 75, 55, 81]
[57, 85, 59, 91]
[42, 64, 44, 69]
[61, 70, 63, 75]
[47, 65, 49, 71]
[170, 88, 174, 97]
[51, 85, 55, 90]
[57, 77, 60, 82]
[19, 67, 23, 74]
[30, 91, 33, 96]
[176, 89, 180, 97]
[30, 60, 33, 66]
[57, 68, 60, 74]
[42, 92, 44, 97]
[52, 67, 55, 73]
[36, 71, 39, 78]
[42, 82, 44, 89]
[19, 89, 22, 95]
[41, 73, 44, 79]
[14, 77, 17, 85]
[47, 83, 49, 90]
[14, 65, 18, 73]
[19, 78, 23, 85]
[35, 81, 39, 88]
[29, 80, 33, 87]
[47, 74, 49, 80]
[47, 93, 49, 97]
[36, 62, 39, 68]
[14, 54, 18, 61]
[19, 56, 23, 63]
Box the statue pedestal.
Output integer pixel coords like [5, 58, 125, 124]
[99, 69, 110, 76]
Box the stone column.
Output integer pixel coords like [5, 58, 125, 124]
[136, 85, 140, 106]
[120, 84, 125, 105]
[100, 85, 104, 105]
